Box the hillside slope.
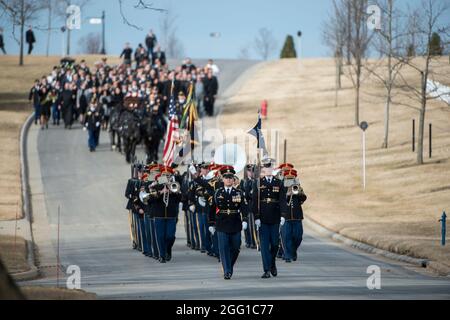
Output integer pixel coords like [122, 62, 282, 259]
[219, 58, 450, 273]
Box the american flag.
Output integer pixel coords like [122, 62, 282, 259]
[162, 80, 180, 166]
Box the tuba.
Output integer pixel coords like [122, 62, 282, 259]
[169, 181, 181, 193]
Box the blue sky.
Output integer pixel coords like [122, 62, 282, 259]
[1, 0, 444, 59]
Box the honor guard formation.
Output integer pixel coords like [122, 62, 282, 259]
[28, 29, 219, 160]
[124, 158, 307, 280]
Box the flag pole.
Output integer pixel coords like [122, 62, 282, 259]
[256, 109, 262, 251]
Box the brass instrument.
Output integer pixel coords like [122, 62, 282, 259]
[169, 181, 181, 193]
[233, 175, 240, 188]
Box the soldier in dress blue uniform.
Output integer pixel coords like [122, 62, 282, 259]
[127, 170, 149, 255]
[148, 165, 164, 259]
[150, 169, 182, 263]
[241, 164, 257, 249]
[191, 163, 214, 255]
[209, 167, 248, 280]
[138, 164, 161, 259]
[187, 166, 201, 251]
[124, 163, 144, 250]
[252, 159, 286, 279]
[83, 99, 104, 152]
[280, 169, 307, 263]
[204, 164, 224, 259]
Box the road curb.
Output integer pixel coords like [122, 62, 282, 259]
[304, 216, 450, 277]
[11, 113, 40, 282]
[12, 240, 39, 281]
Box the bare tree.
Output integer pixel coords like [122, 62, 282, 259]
[342, 0, 373, 126]
[365, 0, 405, 149]
[42, 0, 58, 57]
[394, 0, 450, 165]
[237, 44, 251, 60]
[322, 0, 346, 107]
[253, 27, 277, 60]
[118, 0, 166, 30]
[0, 0, 46, 65]
[78, 32, 100, 54]
[159, 7, 184, 59]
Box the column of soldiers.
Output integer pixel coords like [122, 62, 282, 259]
[124, 158, 307, 280]
[27, 32, 220, 157]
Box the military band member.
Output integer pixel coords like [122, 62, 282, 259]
[180, 168, 192, 248]
[187, 166, 201, 251]
[149, 165, 164, 259]
[151, 169, 182, 263]
[241, 164, 257, 249]
[84, 100, 103, 152]
[138, 164, 160, 258]
[124, 164, 144, 250]
[191, 163, 214, 255]
[280, 169, 307, 263]
[134, 172, 150, 255]
[252, 159, 286, 279]
[209, 167, 248, 280]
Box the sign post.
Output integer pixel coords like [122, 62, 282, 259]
[360, 121, 369, 190]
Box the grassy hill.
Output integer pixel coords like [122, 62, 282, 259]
[219, 57, 450, 273]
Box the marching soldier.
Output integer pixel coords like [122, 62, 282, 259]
[241, 164, 257, 249]
[84, 99, 103, 152]
[135, 172, 151, 256]
[149, 165, 164, 259]
[181, 166, 193, 249]
[124, 163, 144, 250]
[187, 166, 201, 251]
[252, 159, 286, 279]
[151, 168, 182, 263]
[209, 167, 248, 280]
[190, 163, 214, 255]
[138, 164, 160, 258]
[280, 169, 307, 263]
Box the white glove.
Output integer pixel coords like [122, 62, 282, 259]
[83, 127, 87, 131]
[96, 121, 100, 127]
[255, 219, 261, 229]
[242, 222, 248, 230]
[189, 205, 196, 212]
[280, 217, 286, 226]
[209, 226, 216, 235]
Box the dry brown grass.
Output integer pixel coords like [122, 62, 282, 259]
[0, 235, 29, 274]
[21, 286, 96, 300]
[219, 57, 450, 269]
[0, 55, 120, 220]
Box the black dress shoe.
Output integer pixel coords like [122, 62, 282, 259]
[261, 272, 271, 279]
[270, 267, 278, 277]
[165, 253, 172, 261]
[285, 259, 292, 263]
[293, 252, 297, 261]
[159, 257, 166, 263]
[224, 273, 232, 280]
[201, 249, 206, 253]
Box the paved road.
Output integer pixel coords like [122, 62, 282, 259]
[23, 59, 450, 299]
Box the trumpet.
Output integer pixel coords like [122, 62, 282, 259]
[290, 184, 302, 195]
[233, 175, 240, 188]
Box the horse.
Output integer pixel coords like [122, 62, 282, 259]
[109, 104, 123, 152]
[119, 110, 141, 163]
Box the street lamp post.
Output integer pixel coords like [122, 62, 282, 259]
[101, 11, 106, 54]
[360, 121, 369, 190]
[297, 30, 302, 59]
[89, 11, 106, 54]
